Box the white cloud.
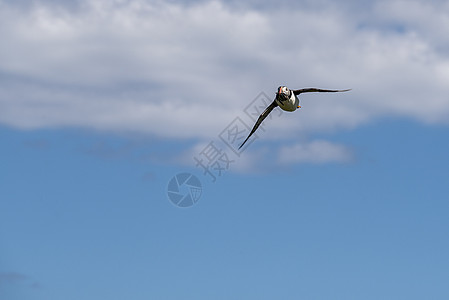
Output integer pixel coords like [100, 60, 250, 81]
[277, 140, 353, 165]
[172, 139, 352, 174]
[0, 0, 448, 142]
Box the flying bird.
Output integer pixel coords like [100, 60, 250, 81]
[239, 86, 351, 149]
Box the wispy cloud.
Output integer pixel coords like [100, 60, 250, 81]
[277, 140, 354, 165]
[173, 139, 353, 174]
[0, 271, 40, 289]
[0, 0, 448, 140]
[230, 140, 354, 173]
[0, 272, 28, 284]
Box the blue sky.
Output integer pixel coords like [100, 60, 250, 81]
[1, 0, 449, 299]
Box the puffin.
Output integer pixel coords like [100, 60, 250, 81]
[239, 86, 351, 149]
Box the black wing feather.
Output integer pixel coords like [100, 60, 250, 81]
[293, 88, 351, 96]
[238, 100, 278, 150]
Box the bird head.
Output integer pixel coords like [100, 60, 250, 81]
[276, 86, 291, 102]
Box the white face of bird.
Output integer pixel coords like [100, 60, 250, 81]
[277, 86, 291, 101]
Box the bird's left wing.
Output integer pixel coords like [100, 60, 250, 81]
[238, 100, 278, 150]
[293, 88, 351, 95]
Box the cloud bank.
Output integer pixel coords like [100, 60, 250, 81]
[0, 0, 448, 167]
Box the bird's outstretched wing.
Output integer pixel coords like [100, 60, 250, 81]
[293, 88, 351, 95]
[238, 100, 278, 150]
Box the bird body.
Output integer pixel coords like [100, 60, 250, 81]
[275, 86, 300, 112]
[238, 86, 351, 149]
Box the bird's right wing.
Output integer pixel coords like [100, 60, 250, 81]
[238, 100, 278, 150]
